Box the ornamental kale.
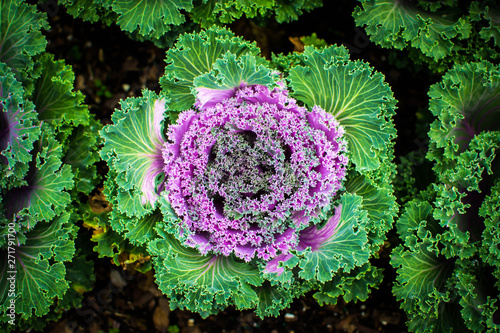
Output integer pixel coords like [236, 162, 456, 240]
[0, 0, 98, 330]
[164, 83, 348, 262]
[353, 0, 500, 72]
[392, 61, 500, 332]
[52, 0, 322, 47]
[100, 26, 397, 317]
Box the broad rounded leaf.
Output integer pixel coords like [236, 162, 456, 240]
[149, 229, 262, 317]
[160, 26, 264, 111]
[0, 212, 75, 320]
[288, 45, 397, 172]
[427, 61, 500, 164]
[100, 90, 167, 217]
[0, 62, 40, 182]
[0, 0, 48, 74]
[297, 193, 370, 282]
[31, 53, 89, 130]
[112, 0, 193, 39]
[3, 127, 74, 223]
[353, 0, 471, 60]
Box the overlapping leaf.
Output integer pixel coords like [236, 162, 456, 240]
[0, 212, 75, 320]
[314, 264, 383, 304]
[112, 0, 193, 39]
[297, 193, 370, 282]
[0, 62, 40, 183]
[100, 90, 167, 218]
[3, 126, 74, 224]
[0, 0, 47, 74]
[193, 52, 278, 108]
[149, 226, 262, 317]
[288, 45, 397, 173]
[345, 172, 397, 250]
[353, 0, 471, 60]
[427, 61, 500, 165]
[30, 53, 89, 130]
[160, 26, 264, 111]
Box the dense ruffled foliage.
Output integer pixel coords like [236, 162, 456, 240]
[354, 3, 500, 329]
[164, 83, 348, 262]
[392, 61, 500, 332]
[100, 26, 397, 317]
[5, 0, 500, 331]
[0, 1, 98, 330]
[51, 0, 322, 47]
[353, 0, 500, 72]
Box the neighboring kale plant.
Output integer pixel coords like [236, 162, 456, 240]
[99, 26, 398, 317]
[353, 0, 500, 72]
[52, 0, 322, 47]
[392, 61, 500, 332]
[0, 0, 98, 330]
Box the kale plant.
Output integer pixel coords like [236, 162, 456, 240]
[99, 26, 398, 317]
[392, 61, 500, 332]
[353, 0, 500, 72]
[0, 0, 98, 330]
[50, 0, 322, 47]
[2, 0, 499, 331]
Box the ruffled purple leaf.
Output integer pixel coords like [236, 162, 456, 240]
[163, 84, 348, 262]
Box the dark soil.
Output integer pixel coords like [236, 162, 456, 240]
[32, 1, 435, 332]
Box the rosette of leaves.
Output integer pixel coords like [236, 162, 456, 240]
[0, 0, 99, 329]
[0, 62, 75, 330]
[353, 0, 500, 73]
[100, 26, 397, 317]
[392, 61, 500, 332]
[52, 0, 322, 47]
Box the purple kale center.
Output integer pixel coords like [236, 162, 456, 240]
[163, 84, 348, 261]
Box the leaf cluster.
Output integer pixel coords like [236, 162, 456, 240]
[50, 0, 323, 47]
[392, 61, 500, 332]
[0, 0, 99, 329]
[98, 25, 398, 317]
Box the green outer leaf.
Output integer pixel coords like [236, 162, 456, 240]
[391, 239, 455, 330]
[57, 252, 96, 310]
[62, 117, 102, 195]
[480, 179, 500, 275]
[30, 53, 89, 129]
[470, 2, 500, 47]
[254, 283, 298, 318]
[110, 208, 161, 246]
[190, 0, 320, 27]
[57, 0, 116, 24]
[353, 0, 471, 60]
[193, 52, 278, 104]
[396, 199, 441, 249]
[0, 212, 74, 320]
[159, 26, 264, 111]
[427, 61, 500, 164]
[112, 0, 193, 39]
[453, 260, 492, 332]
[274, 0, 322, 23]
[432, 132, 499, 257]
[148, 227, 262, 317]
[297, 193, 370, 282]
[100, 90, 167, 218]
[437, 131, 500, 192]
[0, 0, 48, 74]
[314, 264, 383, 304]
[90, 225, 126, 259]
[288, 45, 397, 172]
[190, 0, 275, 27]
[405, 299, 466, 333]
[0, 62, 40, 182]
[4, 126, 74, 223]
[345, 172, 397, 250]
